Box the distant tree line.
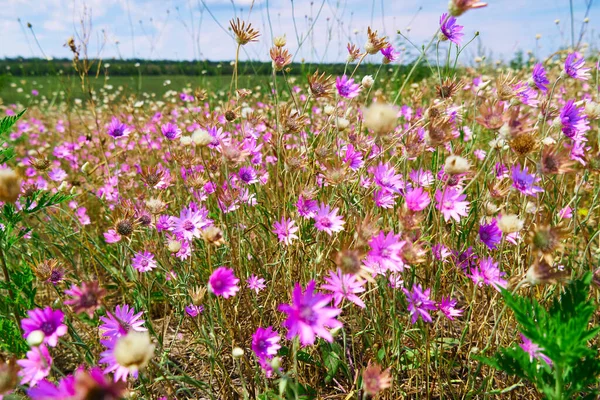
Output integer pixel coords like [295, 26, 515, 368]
[0, 57, 431, 81]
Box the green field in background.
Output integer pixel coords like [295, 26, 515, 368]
[0, 74, 286, 106]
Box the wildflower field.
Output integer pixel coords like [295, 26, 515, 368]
[1, 1, 600, 399]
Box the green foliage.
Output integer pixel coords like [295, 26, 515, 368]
[0, 264, 35, 355]
[479, 274, 600, 399]
[0, 108, 26, 136]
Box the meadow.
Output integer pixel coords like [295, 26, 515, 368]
[0, 3, 600, 400]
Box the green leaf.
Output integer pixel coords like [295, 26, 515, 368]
[0, 109, 27, 136]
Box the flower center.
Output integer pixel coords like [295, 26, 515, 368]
[40, 321, 55, 335]
[183, 220, 195, 231]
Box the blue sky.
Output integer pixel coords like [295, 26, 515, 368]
[0, 0, 598, 63]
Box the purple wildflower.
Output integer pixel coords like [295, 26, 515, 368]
[28, 375, 76, 399]
[278, 280, 343, 346]
[161, 122, 181, 140]
[381, 45, 400, 63]
[437, 297, 464, 320]
[185, 304, 204, 317]
[365, 231, 406, 274]
[479, 218, 502, 249]
[247, 274, 266, 293]
[435, 188, 470, 222]
[296, 195, 318, 218]
[372, 162, 404, 193]
[272, 217, 299, 245]
[531, 63, 549, 92]
[511, 164, 543, 197]
[238, 166, 259, 184]
[313, 203, 345, 235]
[170, 203, 211, 241]
[404, 187, 431, 212]
[452, 246, 478, 273]
[336, 75, 361, 99]
[469, 257, 507, 291]
[321, 268, 366, 308]
[21, 307, 67, 347]
[106, 117, 130, 139]
[559, 100, 589, 139]
[99, 304, 146, 339]
[208, 267, 240, 298]
[131, 251, 158, 273]
[403, 284, 437, 324]
[251, 326, 281, 360]
[17, 345, 52, 386]
[439, 13, 464, 45]
[519, 334, 552, 366]
[564, 53, 590, 80]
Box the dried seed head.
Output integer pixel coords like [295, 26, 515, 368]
[29, 153, 51, 172]
[362, 103, 398, 136]
[189, 286, 207, 305]
[225, 110, 237, 122]
[229, 18, 260, 45]
[448, 0, 488, 16]
[346, 43, 362, 62]
[497, 214, 524, 233]
[201, 225, 225, 246]
[145, 197, 167, 214]
[527, 223, 568, 264]
[308, 70, 334, 99]
[436, 78, 463, 99]
[444, 155, 471, 175]
[365, 27, 389, 54]
[116, 219, 134, 236]
[510, 133, 537, 157]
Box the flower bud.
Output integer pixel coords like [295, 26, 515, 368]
[361, 75, 374, 88]
[26, 330, 45, 347]
[232, 347, 244, 359]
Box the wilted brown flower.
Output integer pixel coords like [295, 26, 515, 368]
[362, 362, 392, 396]
[64, 281, 106, 317]
[475, 100, 504, 130]
[527, 222, 569, 264]
[308, 70, 334, 99]
[540, 146, 576, 175]
[270, 46, 292, 71]
[524, 258, 569, 286]
[140, 166, 165, 188]
[279, 103, 308, 134]
[74, 367, 126, 400]
[436, 77, 464, 99]
[189, 286, 207, 306]
[33, 259, 65, 285]
[495, 73, 517, 101]
[229, 18, 260, 45]
[29, 152, 51, 172]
